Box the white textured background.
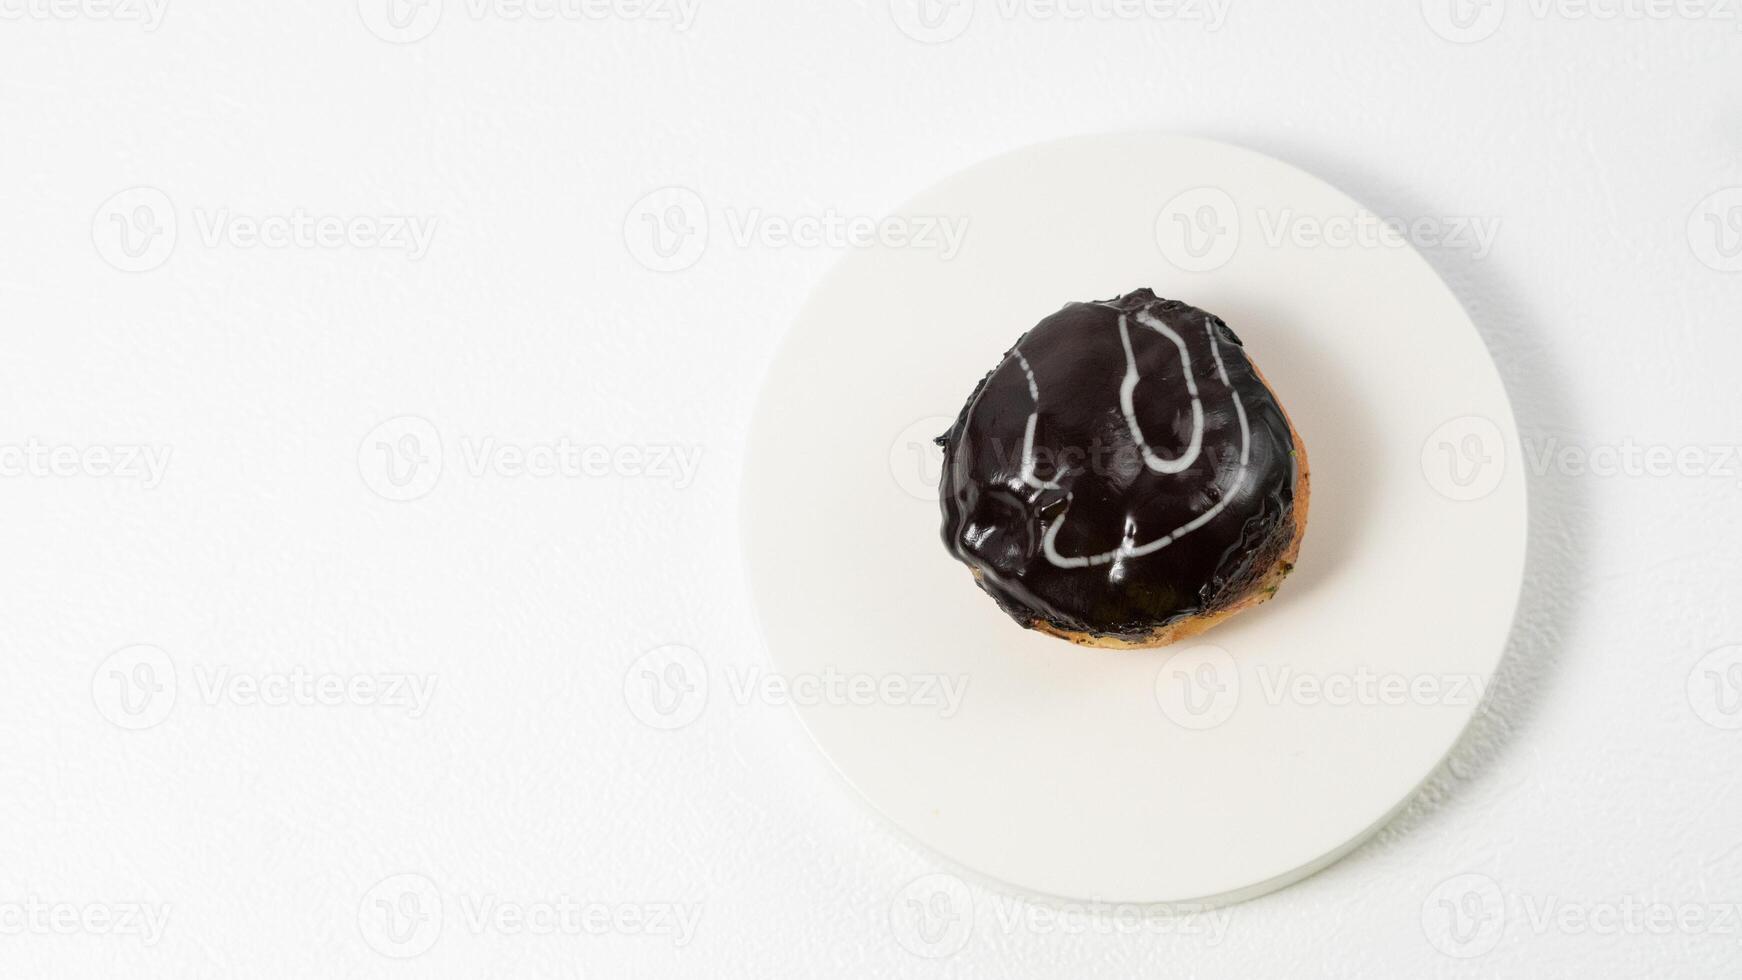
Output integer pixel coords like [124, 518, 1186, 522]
[2, 1, 1741, 976]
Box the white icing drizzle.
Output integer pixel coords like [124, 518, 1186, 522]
[1120, 310, 1204, 474]
[1206, 317, 1251, 468]
[1014, 349, 1063, 491]
[1039, 317, 1252, 570]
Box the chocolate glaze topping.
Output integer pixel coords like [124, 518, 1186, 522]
[937, 290, 1299, 640]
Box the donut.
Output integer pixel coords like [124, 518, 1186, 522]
[936, 289, 1308, 648]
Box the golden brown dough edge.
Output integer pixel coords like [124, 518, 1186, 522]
[1027, 358, 1310, 650]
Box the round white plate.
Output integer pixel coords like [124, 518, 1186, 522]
[741, 134, 1526, 905]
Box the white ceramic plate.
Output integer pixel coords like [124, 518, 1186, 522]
[741, 134, 1526, 905]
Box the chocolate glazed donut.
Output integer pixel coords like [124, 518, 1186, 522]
[937, 289, 1309, 648]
